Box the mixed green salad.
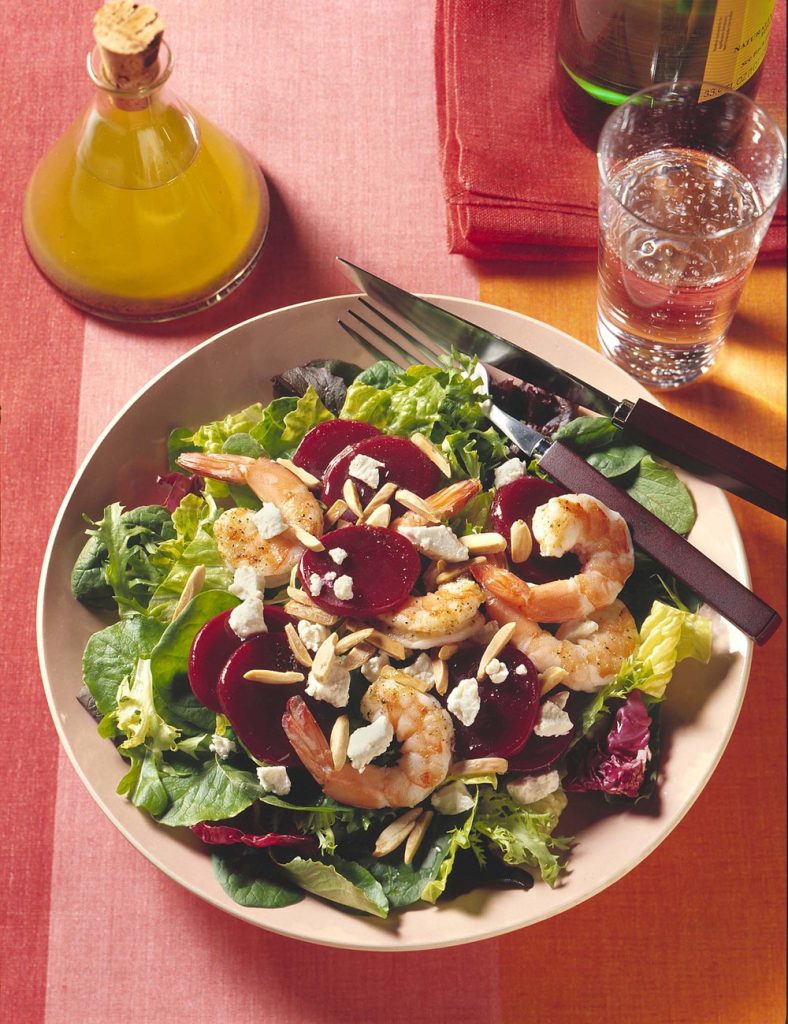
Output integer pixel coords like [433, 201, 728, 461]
[72, 354, 711, 918]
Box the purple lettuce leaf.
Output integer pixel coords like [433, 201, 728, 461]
[190, 821, 316, 853]
[564, 690, 652, 799]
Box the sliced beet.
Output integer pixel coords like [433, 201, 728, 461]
[508, 689, 586, 773]
[321, 434, 441, 515]
[292, 419, 380, 480]
[188, 605, 292, 714]
[299, 525, 421, 617]
[443, 644, 541, 759]
[217, 631, 335, 766]
[491, 476, 580, 584]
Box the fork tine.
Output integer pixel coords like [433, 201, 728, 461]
[337, 316, 407, 368]
[357, 299, 445, 368]
[347, 307, 434, 370]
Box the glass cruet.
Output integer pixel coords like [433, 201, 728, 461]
[22, 2, 270, 322]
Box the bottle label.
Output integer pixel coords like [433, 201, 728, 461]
[700, 0, 775, 100]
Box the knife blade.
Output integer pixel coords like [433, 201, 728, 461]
[337, 258, 786, 519]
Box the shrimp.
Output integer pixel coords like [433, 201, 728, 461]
[392, 478, 481, 530]
[474, 494, 634, 622]
[484, 591, 638, 692]
[375, 577, 485, 650]
[282, 679, 454, 808]
[177, 452, 323, 583]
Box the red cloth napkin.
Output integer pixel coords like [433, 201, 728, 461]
[436, 0, 786, 261]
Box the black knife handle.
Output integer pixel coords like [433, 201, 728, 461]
[614, 399, 787, 519]
[538, 440, 781, 645]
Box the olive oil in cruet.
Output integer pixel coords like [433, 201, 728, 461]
[22, 1, 270, 321]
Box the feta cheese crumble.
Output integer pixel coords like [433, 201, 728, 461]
[332, 574, 355, 601]
[507, 770, 560, 805]
[485, 658, 509, 684]
[229, 595, 267, 638]
[534, 699, 573, 738]
[446, 677, 481, 726]
[252, 502, 288, 540]
[361, 652, 389, 682]
[308, 573, 324, 597]
[209, 734, 237, 759]
[305, 661, 351, 708]
[398, 524, 469, 562]
[228, 564, 266, 600]
[403, 652, 434, 684]
[256, 765, 291, 796]
[346, 715, 395, 772]
[348, 453, 385, 489]
[329, 547, 348, 565]
[515, 664, 527, 676]
[494, 458, 527, 489]
[431, 781, 475, 816]
[297, 619, 330, 652]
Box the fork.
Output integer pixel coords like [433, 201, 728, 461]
[337, 298, 781, 645]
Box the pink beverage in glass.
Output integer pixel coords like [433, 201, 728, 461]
[596, 83, 786, 389]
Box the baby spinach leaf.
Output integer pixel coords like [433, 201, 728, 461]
[355, 359, 403, 389]
[359, 833, 452, 908]
[626, 455, 696, 534]
[82, 615, 165, 714]
[212, 847, 304, 908]
[587, 443, 648, 478]
[157, 760, 259, 826]
[130, 749, 169, 816]
[553, 415, 619, 451]
[276, 855, 389, 918]
[222, 432, 264, 459]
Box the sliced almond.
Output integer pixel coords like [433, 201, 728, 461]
[451, 757, 509, 777]
[403, 810, 434, 865]
[243, 669, 305, 684]
[284, 622, 313, 668]
[324, 499, 349, 526]
[291, 524, 325, 552]
[329, 715, 350, 770]
[335, 627, 376, 655]
[284, 600, 339, 626]
[363, 503, 392, 528]
[438, 643, 459, 661]
[395, 488, 442, 523]
[361, 629, 406, 661]
[360, 481, 397, 519]
[343, 642, 374, 671]
[342, 478, 364, 518]
[435, 565, 472, 586]
[172, 564, 206, 618]
[373, 808, 421, 858]
[460, 532, 508, 555]
[311, 632, 339, 681]
[411, 432, 451, 478]
[509, 519, 533, 564]
[275, 458, 321, 490]
[540, 665, 569, 696]
[379, 664, 432, 692]
[287, 584, 308, 604]
[432, 657, 449, 696]
[476, 621, 517, 681]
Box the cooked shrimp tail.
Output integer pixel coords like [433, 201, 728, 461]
[177, 451, 255, 485]
[393, 478, 482, 530]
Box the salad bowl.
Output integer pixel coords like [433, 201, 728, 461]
[37, 293, 752, 951]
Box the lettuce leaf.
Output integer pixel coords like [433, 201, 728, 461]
[420, 791, 479, 903]
[472, 788, 570, 886]
[565, 691, 653, 799]
[275, 855, 389, 918]
[249, 386, 333, 460]
[111, 658, 180, 753]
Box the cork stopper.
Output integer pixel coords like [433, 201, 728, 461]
[93, 1, 165, 100]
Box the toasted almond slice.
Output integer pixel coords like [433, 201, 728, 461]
[335, 627, 376, 655]
[373, 809, 421, 858]
[540, 665, 569, 696]
[403, 809, 434, 865]
[284, 622, 313, 668]
[476, 621, 517, 681]
[284, 600, 339, 626]
[330, 715, 350, 770]
[432, 657, 449, 696]
[311, 632, 339, 681]
[411, 432, 451, 478]
[342, 478, 364, 518]
[438, 643, 460, 661]
[510, 519, 533, 564]
[361, 481, 397, 518]
[343, 642, 374, 671]
[363, 630, 406, 661]
[451, 757, 509, 777]
[435, 565, 472, 586]
[394, 488, 442, 523]
[363, 503, 392, 528]
[291, 524, 325, 552]
[243, 669, 305, 684]
[379, 665, 432, 692]
[287, 584, 307, 604]
[324, 499, 349, 526]
[172, 564, 206, 618]
[275, 457, 321, 490]
[460, 532, 508, 555]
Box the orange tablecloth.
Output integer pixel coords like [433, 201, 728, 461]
[1, 3, 784, 1022]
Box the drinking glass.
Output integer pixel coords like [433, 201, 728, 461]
[596, 81, 786, 389]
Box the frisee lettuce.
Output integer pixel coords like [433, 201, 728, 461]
[473, 788, 570, 887]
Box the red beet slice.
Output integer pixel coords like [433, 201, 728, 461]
[321, 434, 441, 515]
[217, 631, 334, 766]
[188, 605, 292, 714]
[443, 644, 541, 759]
[507, 690, 586, 773]
[299, 525, 421, 617]
[293, 419, 380, 480]
[491, 476, 580, 584]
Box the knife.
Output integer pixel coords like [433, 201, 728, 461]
[336, 258, 786, 519]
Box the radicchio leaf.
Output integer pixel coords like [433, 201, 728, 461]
[190, 821, 317, 853]
[156, 472, 205, 513]
[491, 376, 576, 437]
[564, 690, 652, 799]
